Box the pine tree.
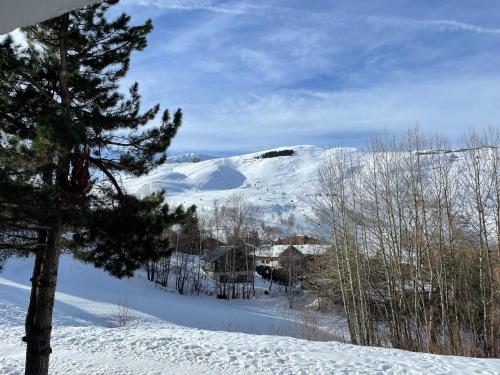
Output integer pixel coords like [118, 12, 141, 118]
[0, 1, 193, 374]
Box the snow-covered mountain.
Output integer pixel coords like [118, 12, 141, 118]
[124, 144, 489, 233]
[125, 145, 336, 231]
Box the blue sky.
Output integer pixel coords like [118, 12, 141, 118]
[115, 0, 500, 155]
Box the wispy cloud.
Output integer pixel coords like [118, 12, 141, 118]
[4, 0, 500, 154]
[117, 0, 500, 153]
[127, 0, 500, 34]
[171, 74, 500, 153]
[130, 0, 269, 16]
[362, 15, 500, 34]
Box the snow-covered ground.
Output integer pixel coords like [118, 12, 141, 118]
[1, 255, 499, 374]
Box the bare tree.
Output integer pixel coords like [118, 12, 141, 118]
[204, 196, 259, 299]
[309, 128, 499, 357]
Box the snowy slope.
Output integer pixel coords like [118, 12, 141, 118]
[1, 255, 499, 374]
[125, 145, 336, 231]
[125, 145, 495, 234]
[167, 153, 217, 163]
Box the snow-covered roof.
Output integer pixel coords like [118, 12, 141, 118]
[1, 0, 98, 34]
[203, 246, 234, 263]
[255, 244, 331, 258]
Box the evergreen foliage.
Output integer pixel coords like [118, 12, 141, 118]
[257, 149, 295, 159]
[0, 0, 192, 273]
[0, 1, 193, 373]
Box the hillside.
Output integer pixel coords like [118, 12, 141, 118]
[124, 144, 480, 232]
[125, 145, 345, 231]
[1, 255, 499, 374]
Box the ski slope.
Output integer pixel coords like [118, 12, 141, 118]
[125, 145, 338, 231]
[125, 144, 489, 233]
[1, 255, 499, 374]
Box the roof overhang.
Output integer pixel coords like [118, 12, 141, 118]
[1, 0, 99, 34]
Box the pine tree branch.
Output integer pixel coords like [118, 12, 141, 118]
[88, 156, 123, 197]
[15, 71, 55, 103]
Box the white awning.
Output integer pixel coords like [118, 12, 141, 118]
[1, 0, 98, 34]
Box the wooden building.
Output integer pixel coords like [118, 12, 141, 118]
[203, 244, 254, 283]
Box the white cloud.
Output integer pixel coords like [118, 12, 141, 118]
[170, 74, 500, 152]
[117, 0, 500, 153]
[238, 49, 283, 82]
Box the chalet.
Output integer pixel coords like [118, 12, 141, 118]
[255, 244, 331, 268]
[274, 235, 326, 246]
[201, 237, 225, 252]
[203, 244, 254, 283]
[170, 235, 224, 255]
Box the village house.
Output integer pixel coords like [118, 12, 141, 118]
[274, 235, 326, 246]
[203, 244, 254, 283]
[255, 244, 331, 268]
[201, 237, 225, 252]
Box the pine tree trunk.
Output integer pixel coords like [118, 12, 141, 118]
[24, 226, 62, 375]
[24, 231, 45, 346]
[25, 14, 69, 374]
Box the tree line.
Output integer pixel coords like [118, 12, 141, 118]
[308, 128, 499, 357]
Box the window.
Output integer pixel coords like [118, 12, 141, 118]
[236, 274, 248, 283]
